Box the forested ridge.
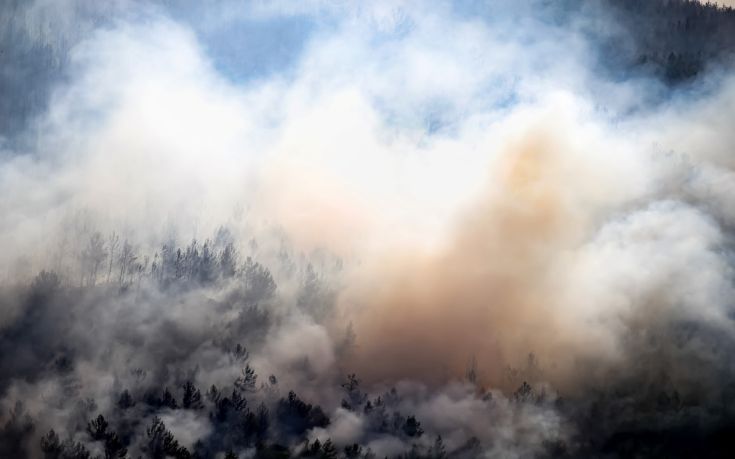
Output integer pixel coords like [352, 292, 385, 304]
[2, 225, 735, 458]
[600, 0, 735, 81]
[3, 1, 735, 458]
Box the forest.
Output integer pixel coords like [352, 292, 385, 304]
[2, 225, 735, 458]
[3, 0, 735, 458]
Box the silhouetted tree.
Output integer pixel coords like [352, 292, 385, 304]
[31, 270, 61, 299]
[243, 257, 276, 303]
[58, 438, 92, 459]
[513, 381, 533, 403]
[81, 232, 107, 286]
[341, 374, 367, 411]
[118, 240, 136, 286]
[117, 390, 135, 410]
[402, 416, 423, 438]
[428, 436, 447, 459]
[146, 387, 178, 409]
[0, 401, 35, 458]
[276, 391, 330, 437]
[102, 432, 127, 459]
[344, 443, 362, 459]
[107, 231, 119, 283]
[144, 416, 190, 459]
[197, 240, 217, 284]
[219, 242, 238, 279]
[235, 364, 258, 393]
[321, 439, 338, 459]
[40, 429, 62, 458]
[182, 381, 203, 409]
[87, 414, 108, 440]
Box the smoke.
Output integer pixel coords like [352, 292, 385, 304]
[2, 0, 735, 458]
[342, 100, 637, 388]
[342, 75, 735, 389]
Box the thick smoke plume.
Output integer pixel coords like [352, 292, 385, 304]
[2, 1, 735, 458]
[345, 110, 631, 388]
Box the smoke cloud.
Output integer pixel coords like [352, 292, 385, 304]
[2, 1, 735, 458]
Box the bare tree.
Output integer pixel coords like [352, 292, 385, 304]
[118, 240, 136, 286]
[107, 231, 119, 283]
[82, 232, 107, 286]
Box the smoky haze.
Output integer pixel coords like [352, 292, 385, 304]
[2, 1, 735, 458]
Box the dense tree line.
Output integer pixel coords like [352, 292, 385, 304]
[525, 0, 735, 83]
[0, 234, 565, 458]
[3, 217, 735, 457]
[600, 0, 735, 82]
[54, 227, 332, 316]
[17, 366, 475, 459]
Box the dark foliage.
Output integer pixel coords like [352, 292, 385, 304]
[182, 381, 204, 410]
[276, 391, 330, 438]
[144, 416, 190, 459]
[602, 0, 735, 82]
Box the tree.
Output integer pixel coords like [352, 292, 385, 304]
[466, 356, 478, 385]
[207, 384, 221, 404]
[276, 391, 330, 437]
[402, 416, 423, 438]
[145, 387, 178, 409]
[197, 240, 217, 284]
[302, 439, 321, 457]
[117, 390, 135, 409]
[320, 439, 338, 459]
[0, 401, 35, 458]
[219, 242, 238, 278]
[429, 436, 447, 459]
[344, 444, 362, 459]
[341, 374, 367, 411]
[81, 232, 107, 286]
[297, 264, 334, 320]
[40, 429, 62, 458]
[87, 414, 108, 440]
[210, 388, 248, 424]
[103, 432, 127, 459]
[86, 415, 127, 459]
[513, 381, 533, 403]
[243, 257, 276, 303]
[232, 344, 250, 362]
[145, 416, 190, 459]
[31, 270, 61, 297]
[163, 387, 178, 409]
[255, 403, 270, 443]
[107, 231, 119, 283]
[58, 438, 91, 459]
[337, 322, 357, 359]
[182, 381, 203, 409]
[235, 364, 258, 393]
[118, 240, 137, 286]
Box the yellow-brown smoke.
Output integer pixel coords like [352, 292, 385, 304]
[339, 121, 617, 390]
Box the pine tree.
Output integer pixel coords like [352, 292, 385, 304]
[40, 430, 62, 458]
[321, 439, 338, 459]
[235, 364, 258, 393]
[145, 416, 189, 459]
[182, 381, 203, 409]
[117, 390, 135, 409]
[87, 414, 108, 441]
